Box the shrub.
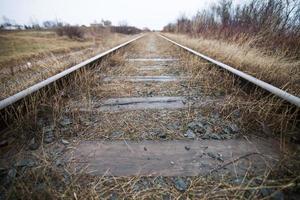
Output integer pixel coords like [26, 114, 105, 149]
[55, 26, 84, 39]
[163, 0, 300, 57]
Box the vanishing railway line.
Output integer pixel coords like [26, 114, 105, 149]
[0, 33, 299, 198]
[0, 34, 299, 116]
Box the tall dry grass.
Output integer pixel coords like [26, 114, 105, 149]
[163, 0, 300, 57]
[0, 33, 135, 100]
[163, 33, 300, 97]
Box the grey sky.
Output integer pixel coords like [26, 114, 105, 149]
[0, 0, 246, 30]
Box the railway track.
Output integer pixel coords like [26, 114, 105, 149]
[0, 33, 299, 198]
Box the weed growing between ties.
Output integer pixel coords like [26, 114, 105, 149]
[1, 35, 299, 199]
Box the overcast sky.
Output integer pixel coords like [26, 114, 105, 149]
[0, 0, 247, 30]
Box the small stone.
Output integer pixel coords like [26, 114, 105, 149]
[168, 122, 180, 130]
[201, 133, 211, 140]
[211, 133, 222, 140]
[232, 178, 243, 185]
[43, 126, 55, 144]
[185, 129, 196, 139]
[7, 168, 17, 179]
[170, 161, 175, 165]
[207, 152, 223, 161]
[217, 153, 224, 161]
[232, 110, 241, 118]
[271, 191, 284, 200]
[223, 127, 231, 135]
[111, 131, 124, 138]
[173, 177, 188, 192]
[185, 146, 190, 151]
[44, 135, 54, 144]
[207, 152, 216, 159]
[144, 147, 147, 151]
[260, 188, 273, 197]
[0, 140, 8, 148]
[229, 124, 239, 133]
[59, 117, 72, 127]
[159, 133, 167, 139]
[55, 159, 64, 167]
[28, 138, 39, 150]
[109, 192, 119, 200]
[61, 139, 70, 145]
[188, 121, 205, 133]
[15, 158, 36, 167]
[187, 122, 198, 129]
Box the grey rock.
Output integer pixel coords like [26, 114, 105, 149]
[158, 132, 167, 139]
[185, 146, 190, 151]
[185, 129, 196, 139]
[271, 191, 284, 200]
[210, 133, 222, 140]
[59, 117, 72, 127]
[207, 152, 223, 161]
[229, 124, 239, 133]
[111, 131, 124, 138]
[29, 138, 39, 150]
[173, 177, 188, 192]
[0, 140, 8, 148]
[162, 194, 171, 200]
[132, 179, 151, 192]
[43, 126, 55, 144]
[261, 188, 273, 197]
[109, 192, 119, 200]
[207, 152, 216, 159]
[201, 133, 211, 140]
[232, 178, 243, 185]
[187, 122, 198, 129]
[55, 159, 64, 167]
[154, 176, 166, 187]
[188, 121, 205, 133]
[221, 134, 232, 140]
[223, 127, 231, 135]
[168, 122, 180, 130]
[44, 125, 54, 133]
[15, 158, 36, 167]
[44, 134, 54, 144]
[232, 110, 241, 118]
[7, 168, 17, 179]
[214, 113, 220, 119]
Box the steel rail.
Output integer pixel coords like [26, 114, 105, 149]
[0, 34, 144, 110]
[159, 34, 300, 107]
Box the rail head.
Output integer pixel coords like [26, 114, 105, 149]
[0, 34, 144, 110]
[158, 34, 300, 107]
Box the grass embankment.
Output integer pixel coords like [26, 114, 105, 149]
[163, 33, 300, 97]
[0, 30, 92, 68]
[0, 30, 135, 99]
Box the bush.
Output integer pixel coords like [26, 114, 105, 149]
[163, 0, 300, 57]
[111, 26, 141, 35]
[55, 26, 84, 39]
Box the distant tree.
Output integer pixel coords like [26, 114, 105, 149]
[43, 20, 57, 28]
[2, 16, 15, 26]
[102, 19, 112, 26]
[30, 18, 41, 30]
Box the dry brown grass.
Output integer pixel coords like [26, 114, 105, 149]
[0, 34, 299, 199]
[163, 33, 300, 97]
[0, 31, 135, 100]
